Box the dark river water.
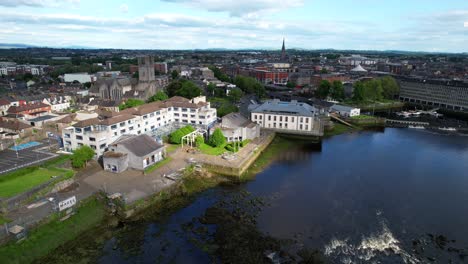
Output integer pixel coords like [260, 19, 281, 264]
[99, 128, 468, 263]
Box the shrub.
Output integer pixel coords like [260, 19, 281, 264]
[209, 128, 226, 147]
[169, 125, 195, 144]
[71, 145, 95, 168]
[195, 135, 204, 147]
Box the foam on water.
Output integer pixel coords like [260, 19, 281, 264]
[324, 216, 420, 263]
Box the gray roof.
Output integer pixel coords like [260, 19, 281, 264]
[251, 99, 316, 117]
[28, 115, 57, 122]
[112, 134, 164, 157]
[331, 104, 358, 112]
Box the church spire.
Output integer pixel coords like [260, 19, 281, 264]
[281, 38, 286, 61]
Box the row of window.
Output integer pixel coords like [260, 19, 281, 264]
[253, 114, 311, 124]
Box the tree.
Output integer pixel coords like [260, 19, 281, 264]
[228, 88, 243, 103]
[286, 81, 295, 88]
[209, 66, 230, 82]
[207, 83, 216, 96]
[147, 91, 169, 102]
[320, 68, 328, 74]
[209, 128, 226, 147]
[119, 98, 145, 110]
[71, 145, 95, 168]
[166, 80, 183, 97]
[176, 80, 202, 99]
[171, 70, 179, 80]
[380, 76, 400, 99]
[169, 125, 195, 144]
[316, 80, 331, 99]
[330, 81, 345, 101]
[234, 76, 266, 98]
[132, 71, 139, 79]
[352, 81, 365, 102]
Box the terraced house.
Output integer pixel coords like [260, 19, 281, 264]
[62, 96, 217, 157]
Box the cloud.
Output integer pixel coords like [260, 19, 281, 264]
[120, 3, 128, 13]
[161, 0, 304, 17]
[0, 0, 80, 8]
[465, 22, 468, 27]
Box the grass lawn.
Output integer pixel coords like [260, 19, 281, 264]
[165, 144, 179, 153]
[0, 167, 73, 198]
[145, 157, 173, 174]
[198, 143, 226, 155]
[351, 114, 375, 119]
[0, 214, 11, 225]
[325, 123, 354, 137]
[0, 197, 106, 264]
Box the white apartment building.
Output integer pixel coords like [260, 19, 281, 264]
[62, 96, 217, 157]
[250, 99, 323, 136]
[64, 73, 94, 83]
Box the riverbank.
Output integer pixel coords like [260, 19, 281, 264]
[0, 133, 300, 263]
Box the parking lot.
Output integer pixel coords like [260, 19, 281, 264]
[0, 141, 59, 175]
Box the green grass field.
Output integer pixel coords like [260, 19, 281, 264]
[324, 123, 353, 137]
[144, 157, 173, 174]
[0, 197, 106, 264]
[165, 144, 179, 153]
[198, 143, 226, 155]
[351, 114, 375, 119]
[0, 167, 73, 198]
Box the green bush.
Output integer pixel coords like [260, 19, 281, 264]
[169, 125, 195, 144]
[209, 128, 226, 147]
[71, 146, 95, 168]
[195, 135, 204, 147]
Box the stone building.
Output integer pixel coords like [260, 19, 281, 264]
[103, 134, 165, 173]
[219, 112, 260, 142]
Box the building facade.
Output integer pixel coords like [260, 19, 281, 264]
[62, 96, 217, 157]
[250, 99, 323, 136]
[103, 134, 165, 173]
[398, 78, 468, 111]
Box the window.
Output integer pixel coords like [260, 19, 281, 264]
[114, 132, 118, 136]
[120, 129, 126, 133]
[90, 145, 96, 150]
[254, 115, 257, 120]
[76, 135, 83, 140]
[182, 114, 188, 117]
[89, 137, 96, 142]
[100, 143, 106, 149]
[274, 116, 277, 121]
[129, 126, 134, 131]
[285, 116, 288, 122]
[120, 122, 125, 127]
[268, 115, 271, 121]
[291, 117, 294, 122]
[150, 113, 154, 117]
[111, 125, 117, 130]
[191, 115, 195, 118]
[280, 116, 282, 122]
[75, 127, 82, 133]
[174, 113, 180, 117]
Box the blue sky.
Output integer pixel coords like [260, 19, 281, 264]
[0, 0, 467, 52]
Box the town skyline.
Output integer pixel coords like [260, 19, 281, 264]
[0, 0, 467, 52]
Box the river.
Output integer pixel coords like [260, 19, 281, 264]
[93, 128, 468, 263]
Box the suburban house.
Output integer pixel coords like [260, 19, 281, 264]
[250, 99, 323, 136]
[219, 112, 260, 142]
[0, 118, 33, 138]
[0, 99, 11, 116]
[62, 96, 217, 157]
[330, 105, 361, 117]
[7, 102, 51, 117]
[103, 134, 165, 173]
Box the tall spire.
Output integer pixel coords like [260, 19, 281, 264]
[281, 38, 286, 61]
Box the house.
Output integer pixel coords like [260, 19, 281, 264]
[0, 118, 33, 138]
[330, 104, 361, 117]
[0, 99, 11, 116]
[7, 102, 51, 117]
[219, 112, 260, 142]
[250, 99, 323, 136]
[103, 134, 165, 173]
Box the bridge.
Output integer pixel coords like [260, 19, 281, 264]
[385, 119, 430, 127]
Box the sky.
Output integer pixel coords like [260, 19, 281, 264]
[0, 0, 467, 52]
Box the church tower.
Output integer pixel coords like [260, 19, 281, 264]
[281, 38, 287, 61]
[138, 55, 155, 82]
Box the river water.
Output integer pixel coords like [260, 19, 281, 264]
[98, 128, 468, 263]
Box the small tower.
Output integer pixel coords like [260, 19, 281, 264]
[281, 38, 287, 61]
[138, 55, 155, 82]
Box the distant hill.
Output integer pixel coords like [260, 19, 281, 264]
[0, 43, 36, 49]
